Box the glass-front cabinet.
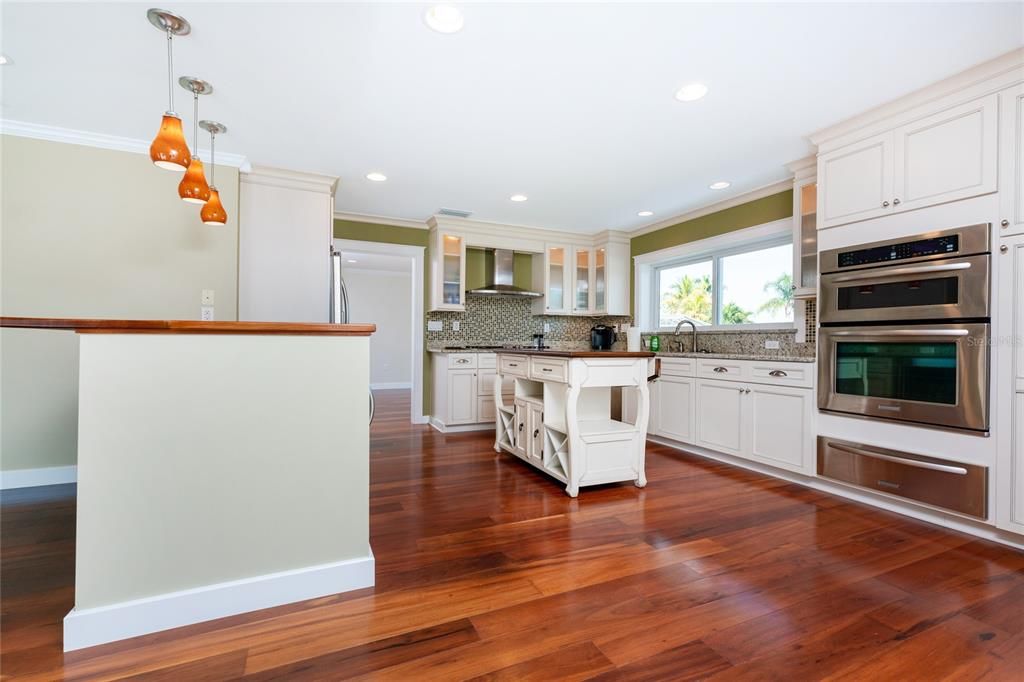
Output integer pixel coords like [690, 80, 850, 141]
[429, 229, 466, 311]
[573, 247, 592, 313]
[594, 247, 606, 312]
[532, 238, 629, 317]
[790, 157, 818, 298]
[546, 245, 568, 313]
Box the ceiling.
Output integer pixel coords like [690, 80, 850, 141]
[3, 2, 1022, 234]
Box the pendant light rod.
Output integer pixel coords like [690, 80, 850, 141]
[199, 120, 227, 186]
[166, 28, 174, 113]
[147, 9, 191, 114]
[178, 77, 212, 159]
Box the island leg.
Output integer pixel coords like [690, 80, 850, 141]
[564, 382, 583, 497]
[634, 374, 650, 488]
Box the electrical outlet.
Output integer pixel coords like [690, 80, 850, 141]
[201, 306, 215, 321]
[427, 320, 443, 332]
[452, 320, 461, 332]
[764, 339, 780, 350]
[201, 289, 215, 305]
[543, 322, 551, 333]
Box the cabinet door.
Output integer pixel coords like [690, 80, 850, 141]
[656, 377, 695, 444]
[695, 379, 744, 456]
[793, 179, 818, 295]
[893, 94, 997, 213]
[543, 245, 571, 314]
[748, 385, 813, 474]
[436, 232, 466, 311]
[513, 400, 528, 458]
[572, 247, 593, 314]
[594, 247, 607, 313]
[819, 131, 894, 228]
[446, 369, 477, 425]
[999, 84, 1024, 237]
[528, 403, 544, 464]
[1009, 393, 1024, 532]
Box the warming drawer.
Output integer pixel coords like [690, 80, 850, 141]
[817, 436, 987, 519]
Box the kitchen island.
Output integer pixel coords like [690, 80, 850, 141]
[492, 349, 656, 496]
[0, 317, 376, 651]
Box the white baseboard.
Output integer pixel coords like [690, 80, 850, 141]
[411, 415, 430, 425]
[0, 465, 77, 489]
[648, 436, 1024, 551]
[370, 382, 412, 390]
[428, 417, 494, 434]
[63, 552, 375, 651]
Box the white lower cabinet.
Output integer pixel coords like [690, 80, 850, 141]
[695, 379, 745, 456]
[446, 369, 477, 425]
[748, 384, 814, 474]
[654, 376, 695, 444]
[996, 235, 1024, 535]
[651, 358, 815, 475]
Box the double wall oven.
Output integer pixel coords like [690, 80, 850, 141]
[818, 223, 991, 434]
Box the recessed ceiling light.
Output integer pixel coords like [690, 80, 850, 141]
[709, 181, 731, 190]
[510, 194, 528, 202]
[675, 82, 708, 102]
[424, 4, 464, 34]
[637, 210, 654, 217]
[366, 172, 387, 182]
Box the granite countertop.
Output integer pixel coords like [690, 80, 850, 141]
[655, 351, 816, 363]
[494, 349, 655, 359]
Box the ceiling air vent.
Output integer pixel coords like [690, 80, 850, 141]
[437, 207, 473, 218]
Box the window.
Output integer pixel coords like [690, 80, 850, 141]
[652, 237, 794, 330]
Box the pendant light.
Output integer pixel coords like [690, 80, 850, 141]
[177, 77, 212, 203]
[147, 9, 192, 171]
[199, 120, 228, 225]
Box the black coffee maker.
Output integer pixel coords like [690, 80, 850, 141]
[590, 325, 615, 351]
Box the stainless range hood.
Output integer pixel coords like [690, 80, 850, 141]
[467, 249, 542, 298]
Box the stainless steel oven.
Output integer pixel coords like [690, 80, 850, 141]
[819, 223, 990, 325]
[818, 323, 990, 433]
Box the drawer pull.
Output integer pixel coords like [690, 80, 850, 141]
[830, 443, 968, 475]
[508, 362, 518, 367]
[541, 368, 553, 373]
[713, 366, 729, 373]
[456, 359, 470, 364]
[768, 370, 788, 377]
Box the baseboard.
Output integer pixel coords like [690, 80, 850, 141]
[370, 382, 412, 390]
[648, 436, 1024, 551]
[63, 552, 375, 651]
[411, 415, 430, 425]
[0, 465, 77, 489]
[428, 417, 494, 433]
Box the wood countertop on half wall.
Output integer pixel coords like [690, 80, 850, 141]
[0, 317, 376, 336]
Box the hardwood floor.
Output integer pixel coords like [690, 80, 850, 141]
[2, 388, 1023, 680]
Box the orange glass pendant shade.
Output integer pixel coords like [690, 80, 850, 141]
[178, 157, 210, 204]
[201, 187, 227, 225]
[150, 114, 191, 171]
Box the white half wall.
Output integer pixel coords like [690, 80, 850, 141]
[344, 268, 413, 388]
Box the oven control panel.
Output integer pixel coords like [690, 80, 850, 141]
[837, 235, 960, 268]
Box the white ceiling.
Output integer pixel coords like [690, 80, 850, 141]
[3, 2, 1022, 234]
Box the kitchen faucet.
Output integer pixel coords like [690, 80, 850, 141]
[673, 319, 698, 353]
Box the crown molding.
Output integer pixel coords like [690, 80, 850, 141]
[332, 211, 428, 230]
[809, 47, 1024, 149]
[786, 154, 816, 181]
[629, 178, 793, 238]
[241, 165, 339, 196]
[0, 119, 251, 171]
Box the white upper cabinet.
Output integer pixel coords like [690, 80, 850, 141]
[999, 84, 1024, 237]
[893, 94, 997, 213]
[819, 131, 894, 228]
[572, 247, 594, 314]
[819, 93, 998, 229]
[532, 237, 629, 316]
[429, 229, 466, 312]
[540, 245, 571, 314]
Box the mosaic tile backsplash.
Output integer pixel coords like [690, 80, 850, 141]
[426, 296, 631, 347]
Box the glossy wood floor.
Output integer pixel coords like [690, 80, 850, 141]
[3, 389, 1023, 680]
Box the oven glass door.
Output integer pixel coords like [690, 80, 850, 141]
[819, 254, 989, 324]
[818, 323, 989, 432]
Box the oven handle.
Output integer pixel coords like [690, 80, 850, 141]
[826, 329, 970, 337]
[829, 261, 971, 283]
[828, 442, 968, 475]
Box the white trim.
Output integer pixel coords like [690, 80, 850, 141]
[343, 267, 413, 278]
[63, 552, 375, 652]
[333, 238, 426, 425]
[333, 211, 429, 230]
[649, 436, 1024, 551]
[371, 382, 412, 390]
[428, 417, 494, 434]
[0, 120, 250, 170]
[629, 180, 793, 238]
[0, 465, 77, 489]
[242, 165, 339, 196]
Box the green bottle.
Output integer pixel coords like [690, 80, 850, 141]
[650, 335, 660, 352]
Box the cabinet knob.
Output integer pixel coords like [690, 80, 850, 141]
[769, 369, 788, 377]
[533, 429, 540, 438]
[893, 198, 901, 206]
[882, 201, 890, 208]
[1001, 245, 1009, 254]
[745, 388, 751, 394]
[714, 366, 729, 373]
[738, 387, 744, 393]
[519, 423, 524, 431]
[1002, 219, 1010, 228]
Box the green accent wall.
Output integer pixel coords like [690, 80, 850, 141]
[629, 190, 794, 314]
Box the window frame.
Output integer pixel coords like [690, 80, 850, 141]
[636, 217, 796, 332]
